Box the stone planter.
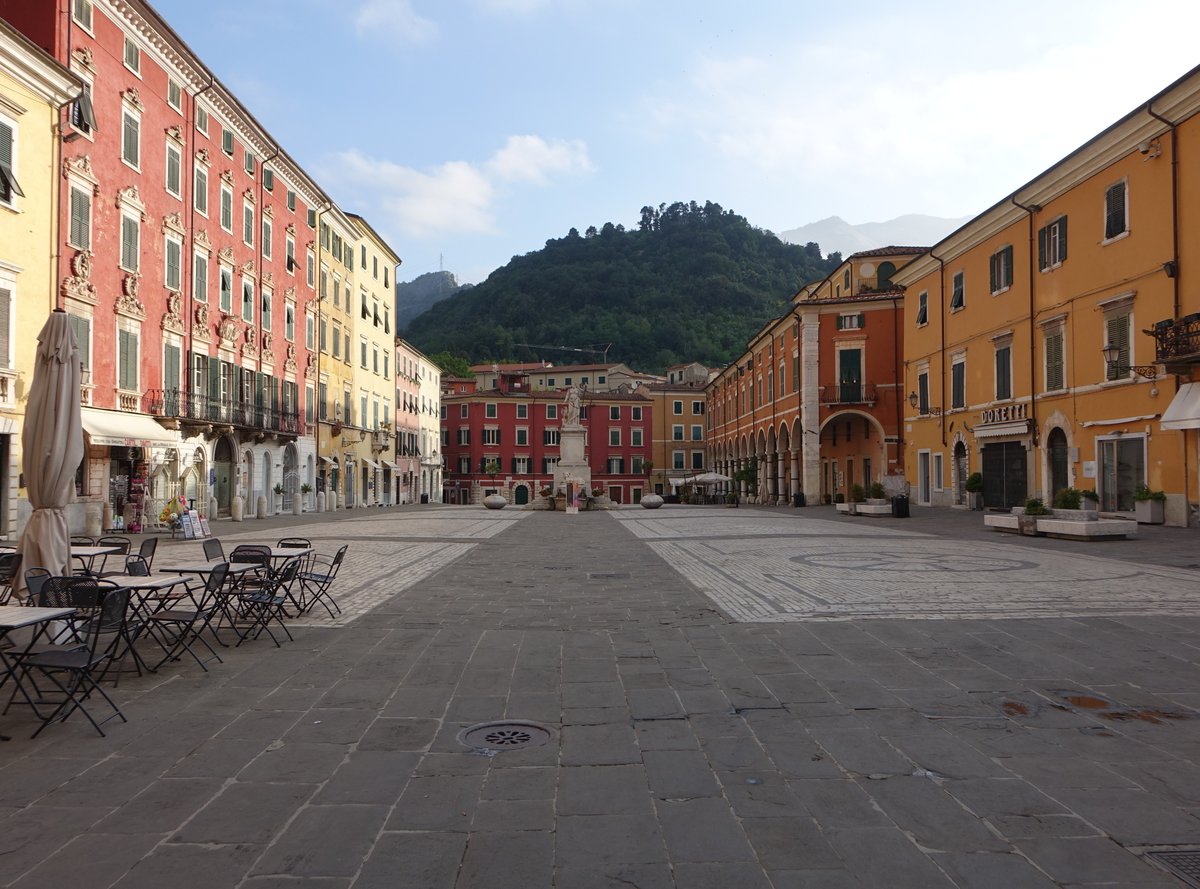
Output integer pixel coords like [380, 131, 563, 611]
[640, 494, 664, 509]
[1017, 514, 1043, 536]
[835, 502, 856, 514]
[966, 492, 984, 511]
[1135, 499, 1165, 524]
[1081, 499, 1099, 513]
[483, 494, 507, 510]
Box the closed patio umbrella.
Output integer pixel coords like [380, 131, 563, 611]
[15, 310, 83, 597]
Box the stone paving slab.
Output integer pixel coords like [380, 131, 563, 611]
[2, 504, 1200, 886]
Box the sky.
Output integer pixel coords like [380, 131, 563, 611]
[150, 0, 1200, 285]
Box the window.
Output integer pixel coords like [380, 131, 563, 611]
[261, 288, 272, 331]
[691, 451, 704, 470]
[361, 244, 367, 269]
[672, 424, 684, 441]
[306, 250, 315, 287]
[546, 404, 558, 419]
[344, 332, 350, 364]
[263, 169, 274, 191]
[287, 189, 295, 211]
[242, 279, 254, 323]
[360, 338, 367, 368]
[243, 202, 254, 246]
[70, 81, 95, 136]
[262, 217, 272, 259]
[484, 403, 497, 419]
[1105, 312, 1131, 381]
[1038, 216, 1068, 270]
[950, 271, 965, 310]
[165, 142, 181, 197]
[167, 78, 182, 111]
[608, 457, 625, 474]
[383, 353, 389, 378]
[305, 313, 314, 349]
[219, 266, 232, 312]
[165, 237, 182, 291]
[1105, 181, 1128, 240]
[121, 110, 139, 167]
[673, 451, 685, 470]
[994, 343, 1012, 400]
[990, 246, 1013, 294]
[691, 424, 702, 441]
[120, 214, 139, 271]
[319, 318, 327, 351]
[544, 429, 560, 446]
[514, 456, 530, 474]
[516, 428, 528, 446]
[72, 0, 92, 29]
[836, 313, 863, 330]
[244, 151, 255, 176]
[516, 403, 528, 419]
[193, 253, 208, 303]
[692, 401, 705, 414]
[123, 35, 140, 73]
[609, 429, 620, 446]
[331, 324, 341, 358]
[118, 327, 138, 389]
[632, 406, 642, 421]
[194, 166, 208, 215]
[220, 185, 232, 232]
[951, 359, 966, 409]
[195, 104, 208, 135]
[482, 428, 500, 446]
[673, 400, 683, 414]
[609, 406, 620, 420]
[917, 371, 929, 415]
[460, 403, 468, 418]
[631, 428, 643, 447]
[68, 313, 90, 375]
[221, 127, 233, 156]
[285, 236, 295, 274]
[1044, 326, 1064, 391]
[68, 186, 90, 249]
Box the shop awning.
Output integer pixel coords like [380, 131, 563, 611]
[81, 407, 179, 449]
[360, 457, 381, 470]
[319, 455, 338, 465]
[1161, 382, 1200, 430]
[974, 420, 1032, 440]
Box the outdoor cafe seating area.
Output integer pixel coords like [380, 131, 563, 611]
[0, 536, 349, 740]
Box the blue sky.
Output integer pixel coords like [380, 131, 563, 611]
[152, 0, 1200, 284]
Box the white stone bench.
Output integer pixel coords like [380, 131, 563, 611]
[984, 511, 1136, 540]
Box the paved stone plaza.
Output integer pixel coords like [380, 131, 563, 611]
[3, 504, 1200, 887]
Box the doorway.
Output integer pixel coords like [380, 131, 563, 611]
[1048, 428, 1069, 501]
[982, 441, 1028, 509]
[1100, 436, 1145, 511]
[953, 441, 967, 506]
[213, 437, 233, 515]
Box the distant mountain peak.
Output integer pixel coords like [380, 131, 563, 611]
[396, 271, 470, 331]
[780, 213, 969, 258]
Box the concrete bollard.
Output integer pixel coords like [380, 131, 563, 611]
[292, 495, 302, 516]
[316, 491, 325, 512]
[100, 502, 113, 534]
[209, 497, 218, 521]
[231, 496, 243, 522]
[256, 494, 267, 519]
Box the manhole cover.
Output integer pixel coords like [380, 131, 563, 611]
[457, 720, 553, 752]
[1147, 850, 1200, 887]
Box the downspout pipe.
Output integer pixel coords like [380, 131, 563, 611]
[1012, 196, 1039, 447]
[929, 250, 947, 447]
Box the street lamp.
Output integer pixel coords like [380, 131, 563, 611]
[1101, 342, 1157, 380]
[907, 391, 943, 416]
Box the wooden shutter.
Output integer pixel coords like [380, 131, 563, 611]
[1045, 331, 1064, 391]
[164, 343, 180, 393]
[122, 113, 138, 165]
[0, 121, 22, 200]
[1058, 216, 1068, 262]
[989, 253, 998, 293]
[1003, 246, 1013, 288]
[1106, 314, 1129, 380]
[166, 240, 180, 289]
[1037, 225, 1047, 270]
[121, 216, 138, 269]
[0, 288, 10, 368]
[69, 188, 90, 249]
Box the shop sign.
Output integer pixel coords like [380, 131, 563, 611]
[979, 403, 1028, 425]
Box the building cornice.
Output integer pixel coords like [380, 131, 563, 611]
[0, 21, 82, 106]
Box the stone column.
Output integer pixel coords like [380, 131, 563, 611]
[790, 451, 801, 500]
[800, 309, 822, 499]
[776, 451, 785, 504]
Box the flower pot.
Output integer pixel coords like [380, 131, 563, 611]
[1135, 499, 1165, 524]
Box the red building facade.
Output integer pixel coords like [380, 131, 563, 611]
[4, 0, 323, 523]
[441, 372, 653, 505]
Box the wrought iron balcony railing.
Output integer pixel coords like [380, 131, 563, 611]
[1149, 314, 1200, 365]
[145, 389, 304, 436]
[819, 383, 877, 405]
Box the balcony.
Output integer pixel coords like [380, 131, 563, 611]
[144, 389, 303, 437]
[1150, 314, 1200, 369]
[819, 383, 877, 405]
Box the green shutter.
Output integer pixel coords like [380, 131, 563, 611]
[1004, 246, 1013, 288]
[1037, 226, 1047, 270]
[1058, 215, 1067, 262]
[69, 188, 90, 249]
[164, 344, 180, 392]
[989, 253, 998, 293]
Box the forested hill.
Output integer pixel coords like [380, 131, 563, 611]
[402, 201, 838, 374]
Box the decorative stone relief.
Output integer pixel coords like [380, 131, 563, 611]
[60, 250, 98, 304]
[261, 331, 273, 353]
[218, 246, 234, 263]
[240, 260, 255, 277]
[220, 169, 233, 184]
[241, 333, 259, 359]
[71, 47, 94, 71]
[262, 204, 273, 219]
[194, 229, 211, 251]
[284, 286, 295, 301]
[165, 124, 184, 144]
[196, 148, 211, 166]
[162, 292, 184, 334]
[116, 278, 146, 319]
[285, 223, 296, 236]
[242, 188, 255, 205]
[218, 314, 240, 348]
[262, 272, 273, 288]
[284, 342, 297, 375]
[193, 303, 211, 342]
[162, 212, 186, 236]
[115, 185, 146, 216]
[121, 88, 144, 112]
[62, 154, 99, 189]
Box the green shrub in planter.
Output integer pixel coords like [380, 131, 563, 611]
[1081, 488, 1099, 502]
[834, 492, 846, 504]
[868, 482, 886, 499]
[964, 472, 984, 493]
[1023, 497, 1049, 516]
[1134, 485, 1166, 502]
[1052, 487, 1082, 510]
[849, 483, 865, 503]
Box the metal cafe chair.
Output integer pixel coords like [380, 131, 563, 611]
[235, 559, 298, 648]
[0, 552, 22, 605]
[202, 538, 226, 562]
[143, 562, 230, 672]
[297, 545, 348, 619]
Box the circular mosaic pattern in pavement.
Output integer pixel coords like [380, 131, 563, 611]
[793, 551, 1037, 573]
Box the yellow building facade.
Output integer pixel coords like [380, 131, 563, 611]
[894, 66, 1200, 525]
[346, 214, 400, 507]
[0, 21, 80, 536]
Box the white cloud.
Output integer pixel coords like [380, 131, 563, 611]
[326, 137, 591, 240]
[353, 0, 437, 43]
[486, 135, 592, 184]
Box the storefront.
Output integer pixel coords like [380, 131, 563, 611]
[80, 407, 180, 531]
[974, 405, 1033, 510]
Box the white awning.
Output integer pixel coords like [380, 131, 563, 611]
[1161, 382, 1200, 430]
[361, 457, 381, 470]
[81, 407, 179, 449]
[319, 455, 338, 465]
[974, 420, 1031, 441]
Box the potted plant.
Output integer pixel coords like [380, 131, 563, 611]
[867, 481, 887, 503]
[301, 482, 313, 510]
[273, 482, 285, 513]
[1134, 485, 1166, 524]
[964, 472, 984, 510]
[1052, 487, 1082, 510]
[1019, 497, 1048, 536]
[1080, 489, 1099, 511]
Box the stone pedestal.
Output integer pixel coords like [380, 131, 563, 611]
[553, 423, 591, 500]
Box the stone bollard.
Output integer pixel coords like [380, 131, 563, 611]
[209, 497, 219, 522]
[330, 491, 338, 511]
[99, 502, 113, 534]
[292, 495, 302, 516]
[256, 494, 267, 519]
[316, 491, 325, 512]
[230, 495, 243, 522]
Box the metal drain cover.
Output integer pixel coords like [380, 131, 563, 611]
[457, 720, 553, 752]
[1147, 850, 1200, 887]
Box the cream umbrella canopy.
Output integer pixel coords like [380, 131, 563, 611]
[16, 309, 83, 596]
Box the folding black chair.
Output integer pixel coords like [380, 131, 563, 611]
[202, 538, 225, 562]
[94, 536, 132, 576]
[135, 536, 158, 571]
[5, 577, 130, 737]
[0, 552, 22, 605]
[23, 567, 52, 602]
[297, 545, 348, 618]
[69, 535, 94, 547]
[236, 559, 298, 648]
[144, 562, 229, 671]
